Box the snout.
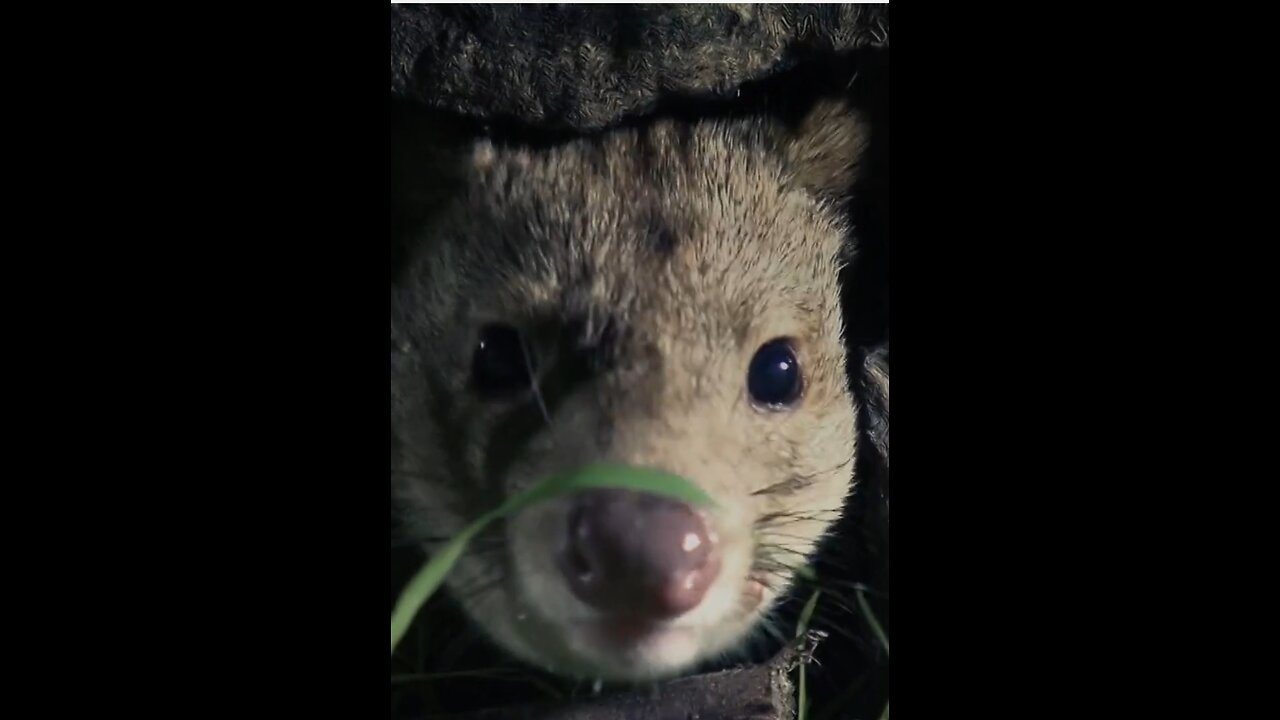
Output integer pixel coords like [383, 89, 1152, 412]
[556, 488, 722, 621]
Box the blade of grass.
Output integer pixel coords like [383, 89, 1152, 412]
[496, 463, 716, 518]
[796, 588, 821, 640]
[795, 588, 822, 720]
[391, 463, 716, 655]
[856, 587, 890, 720]
[855, 587, 889, 656]
[391, 522, 482, 653]
[793, 564, 818, 582]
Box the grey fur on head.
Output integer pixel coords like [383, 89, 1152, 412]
[391, 4, 889, 132]
[389, 100, 870, 680]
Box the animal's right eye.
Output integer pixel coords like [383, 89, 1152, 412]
[471, 324, 534, 397]
[747, 338, 803, 409]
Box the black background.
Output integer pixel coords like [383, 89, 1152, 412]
[23, 2, 1184, 718]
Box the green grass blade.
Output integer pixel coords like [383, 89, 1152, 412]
[856, 587, 890, 720]
[793, 564, 818, 582]
[496, 463, 716, 519]
[390, 522, 483, 653]
[390, 463, 715, 656]
[795, 588, 822, 720]
[855, 588, 889, 656]
[796, 588, 821, 639]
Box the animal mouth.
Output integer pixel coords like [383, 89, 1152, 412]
[506, 567, 764, 678]
[576, 616, 691, 649]
[743, 575, 768, 610]
[561, 615, 702, 675]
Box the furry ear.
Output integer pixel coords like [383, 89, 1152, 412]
[859, 343, 889, 470]
[780, 97, 869, 204]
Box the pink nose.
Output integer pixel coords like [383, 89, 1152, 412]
[557, 488, 720, 619]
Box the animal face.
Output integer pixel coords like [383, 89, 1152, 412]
[391, 101, 866, 681]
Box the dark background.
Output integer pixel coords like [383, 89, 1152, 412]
[26, 3, 1178, 718]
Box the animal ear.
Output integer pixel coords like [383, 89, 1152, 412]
[780, 97, 870, 204]
[858, 343, 889, 470]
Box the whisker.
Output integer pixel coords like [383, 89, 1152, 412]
[747, 454, 856, 496]
[521, 333, 551, 425]
[801, 578, 889, 599]
[755, 509, 844, 528]
[751, 610, 791, 648]
[755, 530, 829, 545]
[448, 571, 507, 603]
[753, 544, 816, 561]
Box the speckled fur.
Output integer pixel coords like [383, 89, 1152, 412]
[391, 4, 889, 131]
[861, 345, 889, 469]
[390, 99, 870, 681]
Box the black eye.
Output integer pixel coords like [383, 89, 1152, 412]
[747, 339, 803, 409]
[471, 324, 534, 396]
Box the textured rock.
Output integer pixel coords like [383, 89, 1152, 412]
[390, 4, 888, 131]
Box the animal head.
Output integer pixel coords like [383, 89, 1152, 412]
[391, 99, 868, 681]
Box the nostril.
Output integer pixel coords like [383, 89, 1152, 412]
[562, 505, 597, 583]
[565, 540, 593, 581]
[641, 569, 721, 619]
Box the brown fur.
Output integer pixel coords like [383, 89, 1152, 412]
[391, 99, 867, 681]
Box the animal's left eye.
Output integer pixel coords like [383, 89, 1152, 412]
[471, 324, 534, 397]
[747, 338, 803, 409]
